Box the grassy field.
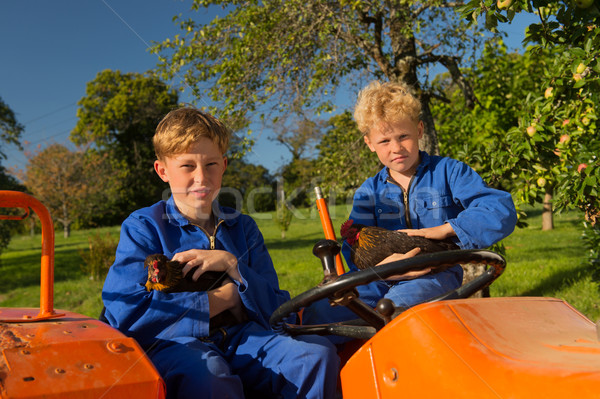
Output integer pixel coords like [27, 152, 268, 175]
[1, 204, 599, 322]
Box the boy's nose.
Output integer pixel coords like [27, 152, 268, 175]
[194, 168, 207, 183]
[391, 139, 404, 152]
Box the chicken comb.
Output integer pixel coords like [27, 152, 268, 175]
[340, 219, 354, 238]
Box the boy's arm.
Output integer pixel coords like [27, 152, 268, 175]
[445, 162, 517, 249]
[402, 222, 456, 241]
[207, 281, 243, 318]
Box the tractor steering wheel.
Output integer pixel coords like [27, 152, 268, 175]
[269, 245, 505, 339]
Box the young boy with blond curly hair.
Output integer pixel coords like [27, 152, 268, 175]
[102, 107, 339, 399]
[303, 81, 517, 330]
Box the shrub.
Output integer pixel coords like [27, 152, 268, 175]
[79, 232, 117, 281]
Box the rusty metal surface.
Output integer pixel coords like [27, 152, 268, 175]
[0, 310, 165, 399]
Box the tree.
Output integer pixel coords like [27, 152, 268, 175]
[219, 158, 275, 213]
[459, 1, 600, 267]
[315, 111, 381, 198]
[23, 144, 119, 237]
[0, 96, 23, 160]
[0, 165, 26, 258]
[71, 70, 179, 215]
[431, 39, 554, 228]
[152, 0, 491, 155]
[272, 115, 323, 207]
[0, 97, 24, 256]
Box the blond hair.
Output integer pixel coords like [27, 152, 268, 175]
[353, 81, 422, 135]
[153, 108, 230, 160]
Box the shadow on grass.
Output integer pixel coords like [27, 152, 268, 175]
[519, 261, 595, 297]
[522, 209, 583, 229]
[0, 248, 86, 294]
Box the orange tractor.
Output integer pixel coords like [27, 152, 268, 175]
[1, 189, 600, 398]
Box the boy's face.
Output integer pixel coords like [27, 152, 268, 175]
[154, 137, 227, 221]
[364, 117, 423, 181]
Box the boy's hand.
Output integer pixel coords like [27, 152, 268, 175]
[172, 249, 241, 283]
[400, 223, 456, 241]
[375, 248, 432, 280]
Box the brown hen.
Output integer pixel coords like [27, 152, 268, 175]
[144, 253, 230, 292]
[340, 219, 459, 270]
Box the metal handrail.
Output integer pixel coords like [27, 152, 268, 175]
[0, 190, 63, 321]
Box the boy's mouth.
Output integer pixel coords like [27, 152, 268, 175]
[190, 188, 211, 198]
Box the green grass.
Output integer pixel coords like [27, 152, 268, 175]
[492, 208, 600, 320]
[1, 204, 599, 322]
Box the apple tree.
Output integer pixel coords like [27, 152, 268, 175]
[431, 39, 555, 228]
[459, 0, 600, 267]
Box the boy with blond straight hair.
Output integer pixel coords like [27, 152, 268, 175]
[303, 81, 517, 337]
[102, 107, 339, 399]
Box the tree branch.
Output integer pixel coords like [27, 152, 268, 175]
[421, 53, 477, 109]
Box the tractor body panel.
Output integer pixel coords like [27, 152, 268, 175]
[341, 297, 600, 398]
[0, 309, 165, 399]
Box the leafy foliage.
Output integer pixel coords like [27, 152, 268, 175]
[431, 39, 553, 228]
[457, 0, 600, 268]
[0, 96, 23, 160]
[79, 232, 118, 281]
[0, 168, 26, 257]
[275, 189, 294, 239]
[315, 111, 381, 198]
[23, 144, 120, 237]
[219, 158, 275, 213]
[271, 114, 323, 207]
[152, 0, 492, 155]
[71, 70, 179, 216]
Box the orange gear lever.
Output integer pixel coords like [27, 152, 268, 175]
[314, 187, 345, 275]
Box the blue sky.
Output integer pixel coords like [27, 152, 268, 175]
[0, 1, 536, 177]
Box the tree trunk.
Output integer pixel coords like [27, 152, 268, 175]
[542, 187, 554, 231]
[29, 218, 35, 237]
[419, 95, 440, 156]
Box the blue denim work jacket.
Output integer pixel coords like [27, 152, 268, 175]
[342, 151, 517, 272]
[102, 196, 291, 348]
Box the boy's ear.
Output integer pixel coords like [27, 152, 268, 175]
[223, 156, 228, 172]
[364, 134, 376, 152]
[417, 121, 424, 139]
[154, 160, 169, 182]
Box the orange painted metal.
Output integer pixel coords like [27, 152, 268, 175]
[314, 187, 345, 275]
[0, 190, 166, 398]
[0, 191, 61, 321]
[341, 297, 600, 398]
[0, 310, 165, 398]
